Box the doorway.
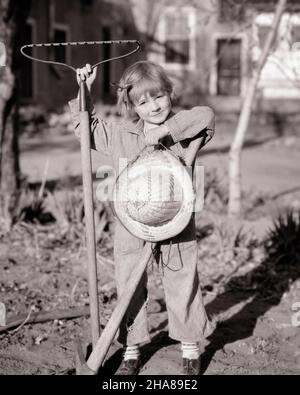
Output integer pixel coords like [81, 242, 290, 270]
[217, 38, 241, 96]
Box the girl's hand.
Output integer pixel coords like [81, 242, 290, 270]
[76, 64, 97, 92]
[144, 124, 169, 146]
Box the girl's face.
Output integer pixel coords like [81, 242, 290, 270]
[133, 91, 171, 125]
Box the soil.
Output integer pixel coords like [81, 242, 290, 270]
[1, 118, 300, 375]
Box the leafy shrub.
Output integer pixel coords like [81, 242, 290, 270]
[265, 210, 300, 267]
[15, 189, 55, 224]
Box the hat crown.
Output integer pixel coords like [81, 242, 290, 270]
[124, 150, 183, 226]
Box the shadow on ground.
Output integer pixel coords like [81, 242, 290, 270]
[101, 210, 300, 375]
[101, 331, 178, 375]
[201, 210, 300, 374]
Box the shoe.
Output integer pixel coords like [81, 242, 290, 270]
[182, 358, 201, 375]
[115, 359, 141, 375]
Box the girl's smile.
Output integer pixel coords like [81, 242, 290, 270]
[134, 92, 171, 125]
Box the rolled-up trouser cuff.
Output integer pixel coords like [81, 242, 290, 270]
[117, 299, 151, 346]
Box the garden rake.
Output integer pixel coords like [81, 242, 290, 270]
[21, 40, 157, 375]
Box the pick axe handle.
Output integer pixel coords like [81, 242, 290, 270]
[86, 242, 154, 373]
[80, 109, 100, 347]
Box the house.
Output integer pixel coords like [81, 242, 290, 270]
[131, 0, 300, 113]
[20, 0, 142, 110]
[21, 0, 300, 114]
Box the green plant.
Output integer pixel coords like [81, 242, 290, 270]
[46, 189, 84, 227]
[214, 219, 258, 260]
[14, 189, 55, 225]
[265, 210, 300, 267]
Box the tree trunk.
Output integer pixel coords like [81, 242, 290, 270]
[228, 0, 287, 218]
[0, 0, 31, 230]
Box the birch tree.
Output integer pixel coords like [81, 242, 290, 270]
[228, 0, 287, 218]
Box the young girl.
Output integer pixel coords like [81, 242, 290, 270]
[69, 61, 215, 375]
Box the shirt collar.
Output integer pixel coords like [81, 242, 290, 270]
[127, 118, 144, 135]
[127, 111, 175, 135]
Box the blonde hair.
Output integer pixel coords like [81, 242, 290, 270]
[116, 61, 174, 119]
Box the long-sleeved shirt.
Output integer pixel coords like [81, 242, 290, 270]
[69, 97, 215, 248]
[68, 98, 215, 169]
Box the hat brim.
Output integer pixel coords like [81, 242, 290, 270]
[112, 151, 195, 242]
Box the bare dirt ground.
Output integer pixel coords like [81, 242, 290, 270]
[1, 117, 300, 375]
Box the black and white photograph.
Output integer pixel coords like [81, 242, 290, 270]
[0, 0, 299, 377]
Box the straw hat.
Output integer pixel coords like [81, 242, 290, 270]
[112, 147, 195, 242]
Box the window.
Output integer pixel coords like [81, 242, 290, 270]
[255, 13, 300, 52]
[163, 7, 196, 69]
[251, 0, 300, 13]
[253, 13, 300, 99]
[217, 38, 241, 96]
[219, 0, 246, 22]
[291, 24, 300, 47]
[53, 25, 70, 63]
[165, 13, 190, 64]
[81, 0, 94, 12]
[258, 25, 277, 51]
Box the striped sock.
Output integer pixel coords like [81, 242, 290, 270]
[123, 345, 140, 361]
[181, 342, 200, 360]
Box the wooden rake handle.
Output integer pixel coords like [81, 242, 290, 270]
[85, 242, 154, 373]
[79, 89, 100, 347]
